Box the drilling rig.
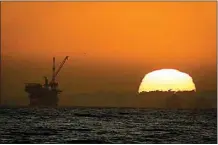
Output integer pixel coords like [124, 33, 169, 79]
[25, 56, 69, 107]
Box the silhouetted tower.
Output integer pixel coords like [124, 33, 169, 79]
[49, 56, 69, 90]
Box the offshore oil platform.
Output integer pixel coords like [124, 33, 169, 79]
[25, 56, 69, 107]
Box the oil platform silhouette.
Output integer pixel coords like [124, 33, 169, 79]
[25, 56, 69, 107]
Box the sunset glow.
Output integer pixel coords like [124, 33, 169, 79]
[1, 2, 216, 108]
[138, 69, 196, 93]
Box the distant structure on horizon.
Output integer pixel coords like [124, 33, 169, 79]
[137, 90, 208, 109]
[25, 56, 69, 107]
[138, 90, 196, 94]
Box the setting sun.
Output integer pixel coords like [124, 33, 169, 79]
[138, 69, 196, 93]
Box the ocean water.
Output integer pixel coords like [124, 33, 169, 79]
[0, 107, 217, 144]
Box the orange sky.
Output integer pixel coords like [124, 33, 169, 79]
[1, 2, 217, 106]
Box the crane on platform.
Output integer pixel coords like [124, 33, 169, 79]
[44, 56, 69, 90]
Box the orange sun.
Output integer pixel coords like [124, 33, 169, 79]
[138, 69, 196, 93]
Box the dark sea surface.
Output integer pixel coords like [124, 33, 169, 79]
[0, 107, 217, 144]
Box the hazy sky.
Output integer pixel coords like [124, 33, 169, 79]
[1, 2, 217, 107]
